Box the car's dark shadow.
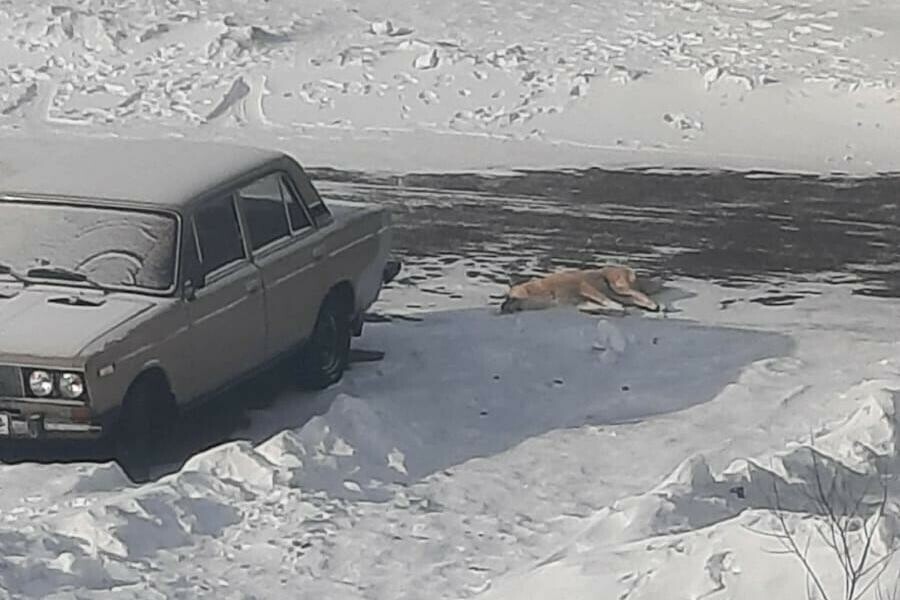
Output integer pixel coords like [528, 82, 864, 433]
[195, 307, 795, 498]
[0, 306, 793, 492]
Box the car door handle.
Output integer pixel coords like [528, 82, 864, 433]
[245, 280, 261, 294]
[312, 245, 326, 260]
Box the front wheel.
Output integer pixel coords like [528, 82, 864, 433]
[298, 299, 351, 390]
[114, 381, 170, 483]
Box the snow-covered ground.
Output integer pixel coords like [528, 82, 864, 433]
[3, 0, 900, 597]
[1, 0, 899, 174]
[0, 267, 899, 599]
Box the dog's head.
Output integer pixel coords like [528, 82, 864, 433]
[499, 284, 528, 314]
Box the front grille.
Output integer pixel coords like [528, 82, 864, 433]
[0, 366, 23, 398]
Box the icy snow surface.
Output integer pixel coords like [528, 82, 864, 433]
[0, 0, 899, 174]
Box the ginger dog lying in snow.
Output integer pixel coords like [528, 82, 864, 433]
[499, 265, 660, 314]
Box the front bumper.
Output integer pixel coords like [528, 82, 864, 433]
[0, 396, 103, 440]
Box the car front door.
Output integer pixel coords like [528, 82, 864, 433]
[236, 172, 323, 357]
[184, 192, 266, 399]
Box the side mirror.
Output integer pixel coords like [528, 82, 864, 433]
[183, 279, 196, 301]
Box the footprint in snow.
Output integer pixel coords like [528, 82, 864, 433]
[663, 112, 703, 131]
[698, 551, 734, 598]
[413, 49, 440, 70]
[418, 89, 439, 104]
[342, 480, 363, 493]
[204, 77, 250, 122]
[1, 82, 38, 116]
[368, 19, 414, 37]
[570, 83, 587, 97]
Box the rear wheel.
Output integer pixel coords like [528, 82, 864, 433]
[299, 298, 351, 390]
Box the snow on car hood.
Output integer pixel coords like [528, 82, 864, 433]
[0, 288, 156, 360]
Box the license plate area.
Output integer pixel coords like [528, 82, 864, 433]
[0, 413, 39, 437]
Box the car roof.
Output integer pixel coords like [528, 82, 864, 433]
[0, 135, 286, 210]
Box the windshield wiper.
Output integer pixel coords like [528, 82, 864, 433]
[25, 266, 110, 294]
[0, 262, 30, 285]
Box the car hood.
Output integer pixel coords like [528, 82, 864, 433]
[0, 288, 157, 360]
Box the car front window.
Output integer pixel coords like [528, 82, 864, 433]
[0, 200, 178, 292]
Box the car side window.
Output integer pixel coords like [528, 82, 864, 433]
[238, 174, 292, 251]
[306, 197, 331, 225]
[293, 174, 333, 227]
[281, 177, 312, 232]
[194, 195, 246, 280]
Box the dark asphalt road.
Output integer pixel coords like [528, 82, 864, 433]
[312, 167, 900, 298]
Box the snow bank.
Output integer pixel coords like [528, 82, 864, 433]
[258, 396, 417, 500]
[0, 443, 305, 595]
[0, 462, 247, 593]
[482, 383, 900, 599]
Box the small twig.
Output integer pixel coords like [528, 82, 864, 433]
[772, 480, 833, 600]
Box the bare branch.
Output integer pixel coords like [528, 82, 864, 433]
[772, 479, 833, 600]
[742, 522, 792, 539]
[855, 552, 897, 600]
[849, 480, 891, 600]
[750, 441, 896, 600]
[814, 522, 842, 556]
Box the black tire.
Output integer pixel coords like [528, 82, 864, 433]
[114, 381, 170, 483]
[299, 298, 351, 390]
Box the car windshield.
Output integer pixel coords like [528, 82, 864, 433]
[0, 200, 178, 292]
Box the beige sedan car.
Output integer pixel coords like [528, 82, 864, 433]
[0, 137, 395, 478]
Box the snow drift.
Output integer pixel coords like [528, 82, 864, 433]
[483, 382, 900, 600]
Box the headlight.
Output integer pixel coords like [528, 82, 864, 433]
[58, 373, 85, 399]
[28, 370, 53, 397]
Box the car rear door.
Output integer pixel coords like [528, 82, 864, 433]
[236, 172, 323, 357]
[184, 192, 266, 398]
